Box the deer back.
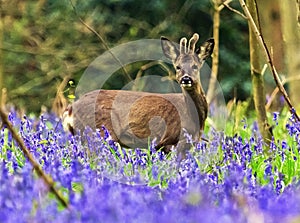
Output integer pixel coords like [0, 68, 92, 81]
[70, 89, 202, 149]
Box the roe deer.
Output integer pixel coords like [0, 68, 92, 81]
[63, 33, 214, 154]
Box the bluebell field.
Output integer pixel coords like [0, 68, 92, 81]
[1, 110, 300, 223]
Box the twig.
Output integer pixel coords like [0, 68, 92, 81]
[218, 0, 233, 11]
[266, 75, 300, 110]
[133, 60, 176, 92]
[0, 107, 69, 209]
[52, 74, 71, 117]
[0, 42, 61, 56]
[221, 1, 247, 19]
[69, 0, 132, 83]
[136, 60, 172, 81]
[238, 0, 300, 121]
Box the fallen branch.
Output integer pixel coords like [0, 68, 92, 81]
[0, 107, 70, 209]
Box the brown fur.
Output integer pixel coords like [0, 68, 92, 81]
[70, 89, 203, 151]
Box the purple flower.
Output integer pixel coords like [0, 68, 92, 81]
[1, 109, 300, 222]
[273, 112, 279, 125]
[264, 163, 272, 177]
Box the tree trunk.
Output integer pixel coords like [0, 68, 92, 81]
[279, 0, 300, 106]
[297, 0, 300, 26]
[255, 0, 284, 111]
[0, 7, 3, 106]
[246, 0, 273, 142]
[206, 0, 220, 105]
[256, 0, 284, 72]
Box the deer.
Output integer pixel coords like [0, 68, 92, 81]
[63, 33, 214, 155]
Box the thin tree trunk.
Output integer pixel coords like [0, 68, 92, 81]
[297, 0, 300, 25]
[206, 0, 220, 105]
[256, 0, 283, 72]
[255, 0, 284, 110]
[279, 0, 300, 106]
[0, 7, 4, 106]
[246, 0, 273, 142]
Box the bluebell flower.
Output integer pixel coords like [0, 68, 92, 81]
[273, 112, 279, 125]
[241, 118, 247, 129]
[264, 163, 272, 177]
[1, 109, 300, 222]
[252, 121, 259, 133]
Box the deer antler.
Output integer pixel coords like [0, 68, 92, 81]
[188, 33, 199, 54]
[179, 37, 187, 54]
[179, 33, 199, 55]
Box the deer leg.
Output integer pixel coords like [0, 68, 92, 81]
[175, 139, 194, 161]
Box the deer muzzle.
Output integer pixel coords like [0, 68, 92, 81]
[180, 75, 193, 88]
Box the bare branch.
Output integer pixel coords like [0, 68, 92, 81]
[266, 75, 300, 110]
[52, 74, 71, 117]
[221, 1, 248, 19]
[0, 107, 69, 209]
[132, 60, 174, 91]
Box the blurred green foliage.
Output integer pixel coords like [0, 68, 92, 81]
[1, 0, 251, 113]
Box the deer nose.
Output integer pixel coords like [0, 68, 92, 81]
[180, 75, 193, 87]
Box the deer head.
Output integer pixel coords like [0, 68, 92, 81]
[161, 33, 214, 94]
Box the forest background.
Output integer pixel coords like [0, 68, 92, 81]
[0, 0, 299, 116]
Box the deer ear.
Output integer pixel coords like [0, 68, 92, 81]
[196, 38, 214, 61]
[161, 37, 180, 61]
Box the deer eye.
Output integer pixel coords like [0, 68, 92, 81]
[175, 66, 181, 71]
[192, 65, 198, 70]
